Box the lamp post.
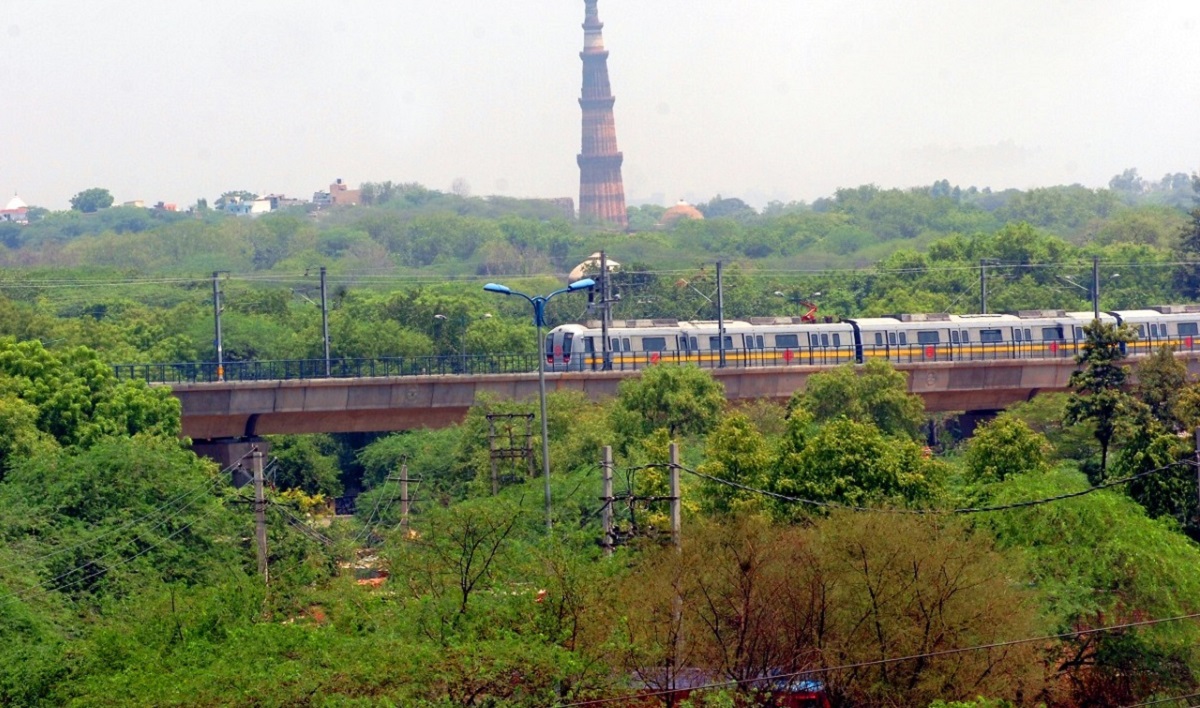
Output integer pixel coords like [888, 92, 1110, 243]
[483, 278, 596, 532]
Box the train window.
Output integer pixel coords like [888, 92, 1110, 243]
[562, 332, 573, 353]
[1181, 322, 1199, 336]
[888, 332, 897, 346]
[546, 334, 555, 354]
[820, 333, 829, 347]
[1151, 324, 1159, 338]
[833, 333, 842, 347]
[1077, 327, 1086, 340]
[708, 335, 733, 350]
[622, 338, 631, 352]
[755, 335, 764, 349]
[690, 337, 698, 350]
[641, 337, 667, 352]
[583, 337, 595, 353]
[1024, 328, 1032, 341]
[917, 331, 939, 345]
[1013, 329, 1022, 342]
[809, 333, 820, 347]
[875, 333, 884, 346]
[678, 336, 689, 352]
[961, 330, 970, 343]
[610, 337, 619, 352]
[951, 331, 960, 344]
[898, 332, 908, 345]
[981, 329, 1002, 343]
[776, 334, 800, 348]
[1042, 327, 1064, 341]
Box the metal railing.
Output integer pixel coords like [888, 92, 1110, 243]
[114, 353, 540, 384]
[115, 339, 1180, 384]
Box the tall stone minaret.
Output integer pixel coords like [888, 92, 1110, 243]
[577, 0, 628, 229]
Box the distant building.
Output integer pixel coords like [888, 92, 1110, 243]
[314, 178, 361, 208]
[1, 194, 29, 224]
[122, 200, 147, 208]
[658, 200, 704, 227]
[577, 0, 628, 229]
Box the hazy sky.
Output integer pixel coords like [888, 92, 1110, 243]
[4, 1, 1199, 210]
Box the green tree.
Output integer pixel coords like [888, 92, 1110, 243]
[1065, 320, 1140, 476]
[611, 364, 725, 444]
[770, 417, 941, 514]
[697, 413, 772, 515]
[1137, 345, 1189, 428]
[963, 417, 1051, 484]
[793, 359, 925, 440]
[69, 187, 114, 213]
[1173, 173, 1200, 298]
[266, 434, 344, 497]
[982, 469, 1200, 706]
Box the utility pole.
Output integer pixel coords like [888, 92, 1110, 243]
[1092, 255, 1100, 320]
[212, 271, 224, 381]
[599, 250, 611, 371]
[251, 448, 268, 585]
[320, 266, 330, 377]
[399, 463, 411, 531]
[980, 259, 988, 314]
[602, 446, 614, 557]
[669, 442, 681, 550]
[716, 261, 726, 368]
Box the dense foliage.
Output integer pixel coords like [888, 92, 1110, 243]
[4, 172, 1200, 705]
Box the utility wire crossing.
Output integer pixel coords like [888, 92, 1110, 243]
[622, 459, 1194, 515]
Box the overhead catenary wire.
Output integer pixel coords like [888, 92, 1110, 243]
[563, 611, 1200, 707]
[10, 448, 252, 572]
[0, 499, 231, 609]
[623, 459, 1193, 515]
[1, 259, 1197, 291]
[1122, 692, 1200, 707]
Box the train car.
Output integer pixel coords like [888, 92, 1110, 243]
[545, 318, 855, 371]
[1113, 305, 1200, 355]
[543, 305, 1200, 372]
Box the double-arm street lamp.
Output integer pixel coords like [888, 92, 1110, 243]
[484, 278, 596, 532]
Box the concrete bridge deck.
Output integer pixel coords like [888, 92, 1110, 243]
[172, 356, 1197, 441]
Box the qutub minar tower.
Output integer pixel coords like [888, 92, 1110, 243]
[577, 0, 628, 229]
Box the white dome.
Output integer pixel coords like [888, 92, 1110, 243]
[569, 252, 622, 282]
[3, 195, 27, 211]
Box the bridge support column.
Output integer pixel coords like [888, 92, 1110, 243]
[952, 410, 1002, 440]
[192, 437, 271, 487]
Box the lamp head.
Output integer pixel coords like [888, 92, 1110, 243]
[483, 283, 512, 295]
[568, 278, 596, 292]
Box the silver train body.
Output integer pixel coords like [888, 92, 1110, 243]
[543, 306, 1200, 371]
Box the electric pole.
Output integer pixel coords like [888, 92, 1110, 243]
[320, 266, 330, 377]
[212, 271, 224, 381]
[1092, 255, 1100, 320]
[602, 446, 614, 556]
[716, 262, 726, 368]
[980, 259, 988, 314]
[670, 442, 681, 550]
[251, 448, 268, 585]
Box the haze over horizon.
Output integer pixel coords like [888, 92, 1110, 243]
[4, 1, 1199, 211]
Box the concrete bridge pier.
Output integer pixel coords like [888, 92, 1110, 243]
[951, 410, 1003, 439]
[192, 437, 270, 487]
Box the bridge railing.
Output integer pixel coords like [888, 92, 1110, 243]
[115, 338, 1155, 384]
[114, 354, 541, 384]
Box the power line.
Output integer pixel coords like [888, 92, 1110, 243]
[1123, 693, 1200, 707]
[564, 611, 1200, 707]
[16, 453, 244, 567]
[626, 459, 1192, 515]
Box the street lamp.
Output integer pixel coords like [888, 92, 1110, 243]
[483, 278, 596, 532]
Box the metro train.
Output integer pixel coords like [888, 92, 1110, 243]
[543, 305, 1200, 371]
